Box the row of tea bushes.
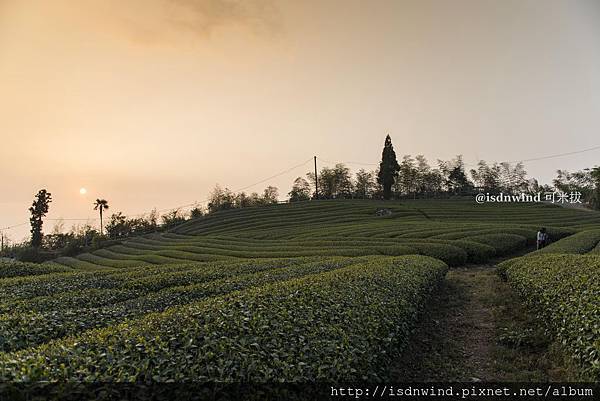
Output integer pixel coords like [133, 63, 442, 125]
[0, 257, 362, 352]
[0, 255, 448, 381]
[499, 254, 600, 380]
[0, 260, 71, 279]
[464, 233, 528, 256]
[534, 229, 600, 255]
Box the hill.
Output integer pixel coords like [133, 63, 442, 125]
[52, 199, 600, 269]
[1, 198, 599, 383]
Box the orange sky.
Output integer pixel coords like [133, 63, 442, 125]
[1, 0, 600, 240]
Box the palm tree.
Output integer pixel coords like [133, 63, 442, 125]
[93, 199, 109, 235]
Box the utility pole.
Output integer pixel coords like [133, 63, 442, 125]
[0, 231, 4, 254]
[314, 156, 319, 199]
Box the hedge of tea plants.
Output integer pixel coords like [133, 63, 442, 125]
[0, 255, 447, 381]
[533, 229, 600, 255]
[0, 260, 72, 278]
[499, 254, 600, 380]
[49, 199, 590, 270]
[0, 257, 366, 352]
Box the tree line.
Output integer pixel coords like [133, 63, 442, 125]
[2, 134, 599, 262]
[289, 135, 600, 207]
[289, 135, 553, 202]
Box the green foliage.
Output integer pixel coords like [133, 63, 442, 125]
[0, 257, 364, 352]
[464, 233, 527, 256]
[308, 164, 354, 199]
[532, 229, 600, 255]
[93, 199, 109, 236]
[377, 135, 400, 199]
[14, 246, 57, 263]
[105, 211, 158, 239]
[0, 255, 447, 381]
[3, 198, 600, 382]
[28, 189, 52, 248]
[49, 199, 600, 270]
[499, 254, 600, 380]
[161, 209, 187, 229]
[208, 185, 280, 213]
[553, 168, 597, 208]
[0, 261, 71, 279]
[288, 177, 312, 202]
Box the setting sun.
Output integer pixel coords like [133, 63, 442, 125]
[79, 188, 87, 195]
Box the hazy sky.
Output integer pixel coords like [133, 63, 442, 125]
[1, 0, 600, 240]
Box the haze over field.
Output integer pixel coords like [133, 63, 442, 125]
[2, 0, 600, 238]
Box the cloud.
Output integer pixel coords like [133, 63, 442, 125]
[101, 0, 282, 44]
[165, 0, 280, 36]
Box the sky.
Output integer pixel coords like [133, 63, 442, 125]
[1, 0, 600, 240]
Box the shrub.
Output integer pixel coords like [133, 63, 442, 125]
[451, 240, 496, 263]
[0, 261, 71, 279]
[0, 257, 361, 352]
[14, 247, 58, 263]
[533, 229, 600, 255]
[499, 254, 600, 380]
[0, 255, 447, 381]
[464, 233, 527, 256]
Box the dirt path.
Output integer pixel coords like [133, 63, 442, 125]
[391, 262, 573, 381]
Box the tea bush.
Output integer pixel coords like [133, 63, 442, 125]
[499, 254, 600, 380]
[0, 255, 447, 381]
[0, 260, 71, 279]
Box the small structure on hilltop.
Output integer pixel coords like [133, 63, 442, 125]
[375, 208, 392, 217]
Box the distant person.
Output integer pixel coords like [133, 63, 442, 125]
[536, 227, 548, 249]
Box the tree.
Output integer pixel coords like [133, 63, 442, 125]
[29, 189, 52, 247]
[333, 164, 354, 198]
[235, 192, 252, 208]
[553, 168, 595, 205]
[288, 177, 311, 202]
[307, 164, 352, 199]
[396, 155, 418, 198]
[439, 156, 472, 195]
[377, 135, 400, 200]
[207, 185, 235, 213]
[470, 160, 501, 193]
[261, 186, 279, 205]
[161, 209, 186, 229]
[589, 166, 600, 210]
[93, 199, 109, 235]
[105, 212, 128, 239]
[354, 169, 376, 199]
[189, 205, 203, 219]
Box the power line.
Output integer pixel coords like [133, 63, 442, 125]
[0, 157, 314, 232]
[505, 144, 600, 164]
[232, 157, 314, 193]
[0, 222, 29, 231]
[321, 143, 600, 169]
[318, 157, 378, 167]
[126, 158, 314, 217]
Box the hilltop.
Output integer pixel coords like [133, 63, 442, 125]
[51, 199, 600, 270]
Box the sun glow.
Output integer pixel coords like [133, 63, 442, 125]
[79, 187, 87, 195]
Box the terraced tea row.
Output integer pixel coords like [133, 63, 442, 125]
[531, 229, 600, 255]
[0, 257, 378, 352]
[499, 254, 600, 380]
[0, 260, 72, 278]
[57, 235, 494, 268]
[45, 199, 596, 270]
[0, 255, 447, 381]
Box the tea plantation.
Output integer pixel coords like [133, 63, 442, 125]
[1, 199, 599, 381]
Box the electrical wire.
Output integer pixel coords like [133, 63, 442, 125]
[0, 157, 315, 232]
